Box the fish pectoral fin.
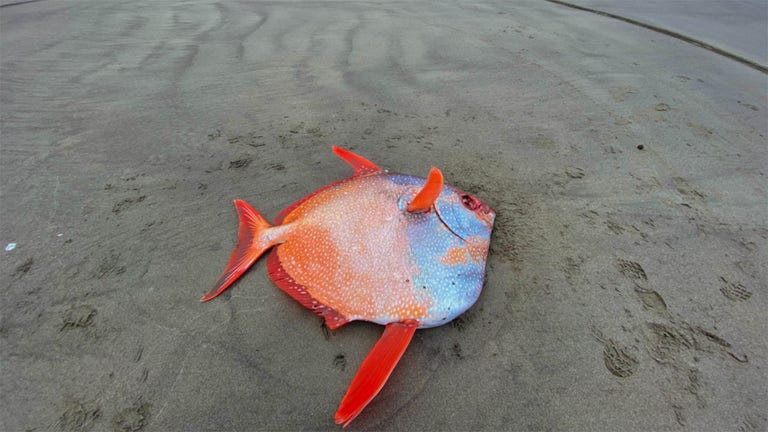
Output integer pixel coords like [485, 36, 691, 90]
[334, 320, 419, 427]
[407, 167, 443, 212]
[201, 200, 274, 302]
[332, 146, 382, 176]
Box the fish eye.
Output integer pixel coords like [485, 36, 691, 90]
[461, 194, 479, 210]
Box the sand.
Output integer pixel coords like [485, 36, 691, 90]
[563, 0, 768, 67]
[2, 1, 766, 431]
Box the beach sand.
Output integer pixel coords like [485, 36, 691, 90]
[2, 1, 766, 430]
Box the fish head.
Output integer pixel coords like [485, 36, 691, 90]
[395, 174, 495, 241]
[394, 174, 496, 327]
[434, 187, 495, 241]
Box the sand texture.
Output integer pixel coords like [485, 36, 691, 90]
[2, 1, 766, 431]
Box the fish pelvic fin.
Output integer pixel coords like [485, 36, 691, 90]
[201, 199, 279, 302]
[407, 167, 443, 212]
[334, 320, 419, 427]
[332, 146, 381, 176]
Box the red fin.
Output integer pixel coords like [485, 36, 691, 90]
[273, 147, 380, 224]
[266, 248, 350, 330]
[332, 146, 382, 176]
[407, 167, 443, 212]
[335, 320, 419, 427]
[201, 200, 272, 302]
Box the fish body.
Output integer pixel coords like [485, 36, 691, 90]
[202, 147, 495, 426]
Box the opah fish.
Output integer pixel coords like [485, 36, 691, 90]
[202, 147, 495, 426]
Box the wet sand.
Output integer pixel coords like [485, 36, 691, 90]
[563, 0, 768, 67]
[1, 1, 766, 431]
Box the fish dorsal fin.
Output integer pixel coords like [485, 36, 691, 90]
[332, 146, 382, 176]
[335, 320, 419, 427]
[272, 147, 379, 225]
[407, 167, 443, 212]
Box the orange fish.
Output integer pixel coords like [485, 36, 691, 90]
[202, 146, 495, 426]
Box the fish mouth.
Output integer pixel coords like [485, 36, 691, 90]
[479, 203, 496, 224]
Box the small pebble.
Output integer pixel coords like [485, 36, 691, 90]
[637, 144, 645, 150]
[5, 242, 16, 251]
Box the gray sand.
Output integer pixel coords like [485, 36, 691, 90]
[2, 1, 766, 431]
[566, 0, 768, 66]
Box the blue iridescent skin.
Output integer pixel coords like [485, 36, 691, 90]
[390, 174, 495, 328]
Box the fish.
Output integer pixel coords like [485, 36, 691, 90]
[201, 146, 495, 426]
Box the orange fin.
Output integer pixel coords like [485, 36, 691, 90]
[334, 320, 419, 427]
[273, 147, 379, 224]
[332, 146, 382, 176]
[201, 200, 272, 302]
[407, 167, 443, 212]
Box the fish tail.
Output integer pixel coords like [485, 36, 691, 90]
[201, 199, 273, 302]
[334, 320, 419, 427]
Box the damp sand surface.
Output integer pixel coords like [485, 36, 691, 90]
[1, 1, 766, 431]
